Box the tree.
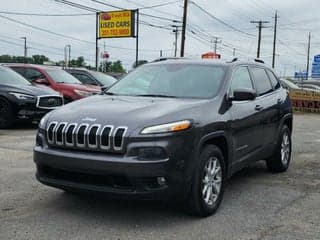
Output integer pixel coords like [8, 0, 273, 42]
[110, 60, 126, 73]
[32, 55, 49, 64]
[70, 56, 86, 67]
[99, 60, 112, 73]
[133, 60, 148, 68]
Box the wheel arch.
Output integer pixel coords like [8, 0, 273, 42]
[197, 131, 232, 177]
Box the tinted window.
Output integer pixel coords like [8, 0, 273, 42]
[109, 64, 226, 99]
[266, 70, 280, 89]
[0, 66, 31, 86]
[230, 67, 253, 92]
[72, 73, 97, 85]
[25, 68, 45, 81]
[251, 67, 273, 95]
[10, 67, 25, 77]
[89, 71, 117, 86]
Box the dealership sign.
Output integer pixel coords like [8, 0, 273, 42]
[289, 89, 320, 113]
[98, 10, 135, 38]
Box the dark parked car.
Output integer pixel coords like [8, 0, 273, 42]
[66, 68, 117, 90]
[6, 64, 101, 103]
[34, 59, 292, 216]
[0, 66, 63, 128]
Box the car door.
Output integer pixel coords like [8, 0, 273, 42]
[228, 66, 264, 165]
[249, 66, 280, 153]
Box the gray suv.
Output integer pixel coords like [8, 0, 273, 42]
[34, 59, 292, 216]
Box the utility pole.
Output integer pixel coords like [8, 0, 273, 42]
[21, 37, 27, 63]
[180, 0, 188, 57]
[272, 11, 278, 68]
[306, 32, 311, 81]
[172, 25, 179, 57]
[251, 20, 269, 58]
[212, 37, 221, 53]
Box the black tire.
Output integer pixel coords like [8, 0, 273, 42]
[266, 125, 292, 173]
[0, 98, 13, 129]
[187, 145, 226, 217]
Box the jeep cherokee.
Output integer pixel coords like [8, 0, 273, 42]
[34, 59, 292, 216]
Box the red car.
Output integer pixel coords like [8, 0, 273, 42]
[6, 64, 101, 103]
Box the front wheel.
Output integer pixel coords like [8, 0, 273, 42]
[0, 99, 13, 129]
[187, 145, 225, 217]
[266, 125, 292, 173]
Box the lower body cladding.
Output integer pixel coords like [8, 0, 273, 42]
[34, 132, 197, 200]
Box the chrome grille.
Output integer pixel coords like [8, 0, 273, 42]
[46, 122, 127, 152]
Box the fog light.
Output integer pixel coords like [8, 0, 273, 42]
[36, 134, 43, 147]
[157, 177, 166, 186]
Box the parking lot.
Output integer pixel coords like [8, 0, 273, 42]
[0, 113, 319, 240]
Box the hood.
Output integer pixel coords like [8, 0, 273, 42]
[3, 84, 59, 97]
[47, 95, 210, 133]
[58, 83, 101, 92]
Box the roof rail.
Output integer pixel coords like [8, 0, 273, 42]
[254, 58, 265, 64]
[226, 58, 238, 63]
[152, 57, 189, 62]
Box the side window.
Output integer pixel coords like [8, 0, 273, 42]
[11, 67, 26, 78]
[250, 67, 273, 95]
[230, 67, 253, 92]
[25, 68, 45, 81]
[266, 69, 281, 89]
[72, 73, 96, 85]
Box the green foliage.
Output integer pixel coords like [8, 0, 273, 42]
[70, 56, 86, 67]
[110, 60, 126, 73]
[99, 60, 126, 73]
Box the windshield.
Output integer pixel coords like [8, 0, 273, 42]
[46, 69, 82, 84]
[90, 71, 117, 86]
[0, 66, 31, 86]
[108, 64, 226, 99]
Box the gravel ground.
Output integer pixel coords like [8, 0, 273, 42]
[0, 113, 319, 240]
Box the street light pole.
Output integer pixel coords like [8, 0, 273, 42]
[21, 37, 27, 63]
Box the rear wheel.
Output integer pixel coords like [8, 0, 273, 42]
[0, 99, 13, 129]
[187, 145, 225, 217]
[266, 125, 292, 173]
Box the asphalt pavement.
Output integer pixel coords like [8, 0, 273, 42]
[0, 114, 319, 240]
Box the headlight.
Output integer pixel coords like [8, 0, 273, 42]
[141, 120, 192, 134]
[39, 112, 52, 129]
[9, 92, 35, 100]
[74, 89, 92, 97]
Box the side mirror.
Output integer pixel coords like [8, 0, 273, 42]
[34, 78, 49, 85]
[229, 88, 257, 101]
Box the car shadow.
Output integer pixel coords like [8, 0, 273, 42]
[42, 161, 270, 221]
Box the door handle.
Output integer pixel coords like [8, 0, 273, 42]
[255, 105, 263, 111]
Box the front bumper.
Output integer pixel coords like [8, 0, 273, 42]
[34, 132, 196, 200]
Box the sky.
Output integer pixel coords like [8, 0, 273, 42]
[0, 0, 320, 76]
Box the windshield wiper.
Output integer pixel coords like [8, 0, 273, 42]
[103, 91, 116, 95]
[135, 94, 176, 98]
[135, 94, 177, 98]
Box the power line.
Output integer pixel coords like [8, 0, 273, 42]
[0, 11, 95, 16]
[0, 14, 96, 45]
[190, 1, 255, 38]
